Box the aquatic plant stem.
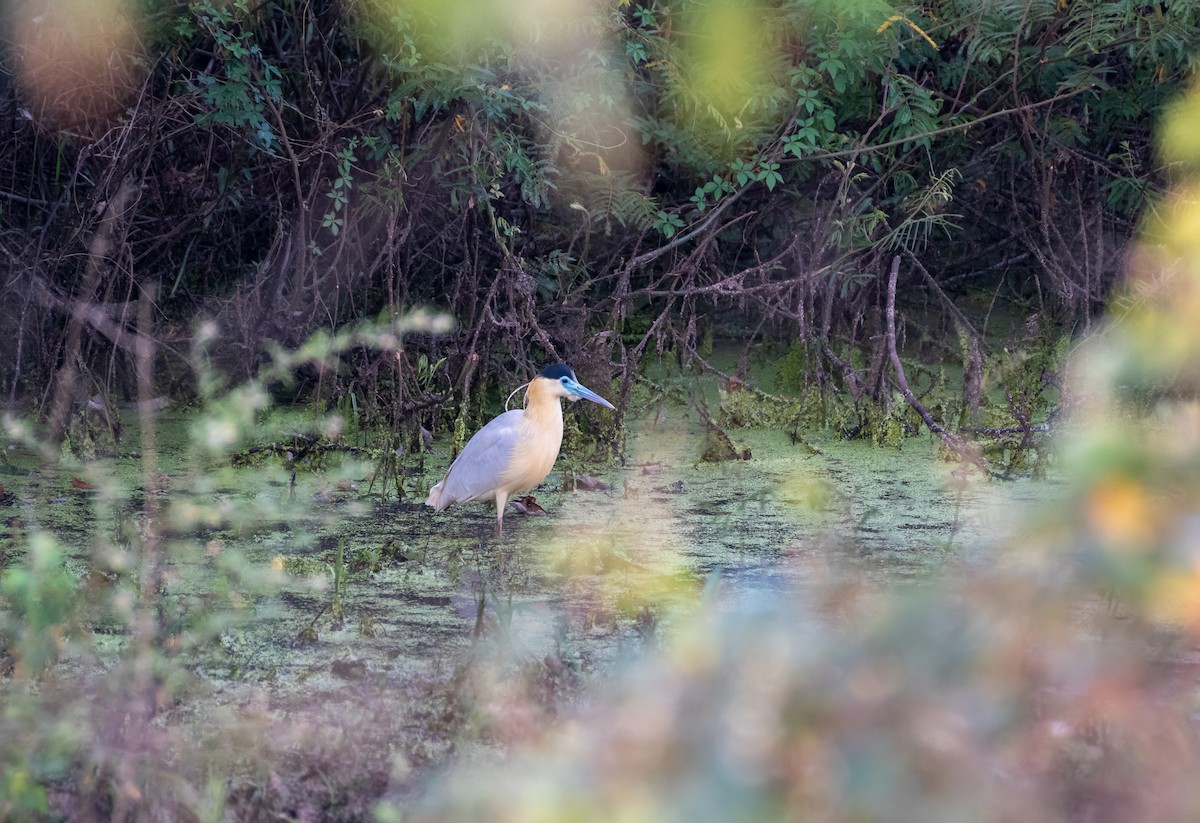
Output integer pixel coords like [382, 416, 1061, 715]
[112, 279, 163, 822]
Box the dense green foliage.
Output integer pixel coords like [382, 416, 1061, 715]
[1, 0, 1194, 437]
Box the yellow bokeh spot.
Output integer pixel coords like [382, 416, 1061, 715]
[1153, 183, 1200, 257]
[676, 0, 782, 141]
[1160, 79, 1200, 169]
[1148, 569, 1200, 628]
[1086, 475, 1155, 547]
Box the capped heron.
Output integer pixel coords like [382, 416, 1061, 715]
[425, 364, 615, 533]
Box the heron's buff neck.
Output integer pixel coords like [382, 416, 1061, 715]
[523, 377, 561, 427]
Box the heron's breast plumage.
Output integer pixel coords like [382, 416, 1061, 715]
[499, 398, 563, 493]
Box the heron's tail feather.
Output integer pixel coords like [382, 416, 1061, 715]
[425, 481, 448, 510]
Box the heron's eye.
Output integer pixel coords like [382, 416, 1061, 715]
[560, 376, 569, 385]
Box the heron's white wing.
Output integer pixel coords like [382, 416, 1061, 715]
[437, 409, 523, 505]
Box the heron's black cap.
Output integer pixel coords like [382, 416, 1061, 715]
[539, 363, 576, 381]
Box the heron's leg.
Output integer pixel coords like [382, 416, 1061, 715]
[493, 489, 509, 536]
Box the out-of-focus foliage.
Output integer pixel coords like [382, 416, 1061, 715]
[389, 79, 1200, 823]
[1063, 75, 1200, 626]
[0, 313, 447, 818]
[402, 587, 1200, 822]
[2, 0, 145, 132]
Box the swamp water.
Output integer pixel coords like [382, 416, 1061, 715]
[0, 405, 1061, 810]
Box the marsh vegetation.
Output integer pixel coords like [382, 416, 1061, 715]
[4, 0, 1200, 819]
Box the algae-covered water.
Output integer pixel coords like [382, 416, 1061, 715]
[3, 405, 1058, 673]
[0, 403, 1062, 811]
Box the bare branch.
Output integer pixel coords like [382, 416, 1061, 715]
[885, 254, 991, 474]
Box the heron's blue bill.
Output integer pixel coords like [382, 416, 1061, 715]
[564, 378, 615, 409]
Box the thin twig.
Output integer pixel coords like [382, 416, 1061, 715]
[626, 186, 748, 271]
[801, 87, 1092, 164]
